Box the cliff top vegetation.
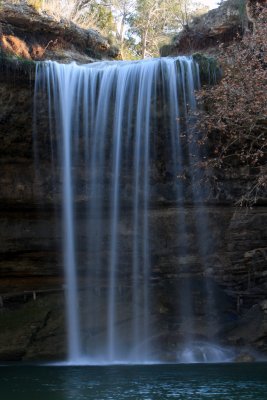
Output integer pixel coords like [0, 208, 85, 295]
[1, 0, 212, 59]
[195, 3, 267, 206]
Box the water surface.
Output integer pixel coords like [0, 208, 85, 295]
[1, 363, 267, 399]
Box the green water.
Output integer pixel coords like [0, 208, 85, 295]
[0, 363, 267, 400]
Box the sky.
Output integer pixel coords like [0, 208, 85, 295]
[201, 0, 220, 9]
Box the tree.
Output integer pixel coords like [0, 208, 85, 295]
[111, 0, 135, 43]
[129, 0, 209, 59]
[130, 0, 163, 58]
[21, 0, 211, 59]
[70, 0, 116, 35]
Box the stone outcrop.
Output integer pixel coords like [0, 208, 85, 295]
[0, 1, 119, 63]
[160, 0, 247, 56]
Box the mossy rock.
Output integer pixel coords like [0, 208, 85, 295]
[192, 53, 221, 85]
[160, 44, 176, 58]
[0, 52, 36, 80]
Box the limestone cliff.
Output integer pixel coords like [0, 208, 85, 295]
[161, 0, 247, 56]
[0, 1, 119, 62]
[0, 1, 266, 363]
[0, 62, 266, 361]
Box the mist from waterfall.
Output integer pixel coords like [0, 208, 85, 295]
[34, 57, 218, 364]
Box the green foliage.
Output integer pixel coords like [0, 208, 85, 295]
[82, 3, 116, 33]
[70, 0, 117, 42]
[122, 36, 142, 60]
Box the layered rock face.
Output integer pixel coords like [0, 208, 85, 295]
[0, 65, 64, 360]
[160, 0, 246, 56]
[0, 1, 119, 62]
[0, 1, 266, 362]
[0, 63, 266, 361]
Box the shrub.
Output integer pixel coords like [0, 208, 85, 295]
[195, 5, 267, 205]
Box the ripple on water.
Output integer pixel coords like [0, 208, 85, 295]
[0, 363, 267, 400]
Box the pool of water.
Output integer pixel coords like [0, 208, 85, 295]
[1, 363, 267, 400]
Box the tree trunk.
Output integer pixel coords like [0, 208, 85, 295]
[142, 28, 148, 59]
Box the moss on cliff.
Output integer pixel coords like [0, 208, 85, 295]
[0, 52, 36, 80]
[192, 53, 221, 85]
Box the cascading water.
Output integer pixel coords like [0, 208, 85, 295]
[34, 56, 224, 364]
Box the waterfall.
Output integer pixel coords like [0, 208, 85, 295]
[34, 57, 218, 364]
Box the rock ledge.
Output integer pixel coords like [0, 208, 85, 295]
[0, 1, 119, 63]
